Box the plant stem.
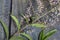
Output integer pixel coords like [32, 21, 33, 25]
[9, 0, 12, 39]
[10, 24, 30, 39]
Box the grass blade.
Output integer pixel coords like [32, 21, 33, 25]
[43, 29, 57, 40]
[38, 29, 44, 40]
[31, 23, 46, 28]
[0, 19, 9, 40]
[20, 33, 32, 40]
[11, 15, 20, 31]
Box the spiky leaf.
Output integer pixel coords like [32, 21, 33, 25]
[38, 29, 44, 40]
[11, 15, 20, 31]
[25, 18, 29, 23]
[20, 33, 32, 40]
[0, 19, 9, 40]
[43, 29, 57, 40]
[31, 23, 46, 28]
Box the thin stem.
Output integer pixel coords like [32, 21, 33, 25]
[9, 0, 12, 39]
[10, 24, 30, 39]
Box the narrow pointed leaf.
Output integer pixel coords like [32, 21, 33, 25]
[10, 35, 25, 40]
[43, 29, 57, 40]
[0, 20, 9, 39]
[38, 29, 44, 40]
[20, 33, 32, 40]
[25, 18, 29, 23]
[11, 15, 20, 30]
[31, 23, 46, 28]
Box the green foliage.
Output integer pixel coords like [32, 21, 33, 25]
[25, 17, 29, 23]
[38, 29, 44, 40]
[38, 29, 57, 40]
[0, 15, 32, 40]
[20, 33, 32, 40]
[11, 15, 20, 31]
[31, 23, 57, 40]
[10, 15, 32, 40]
[43, 29, 57, 40]
[0, 19, 9, 40]
[10, 35, 25, 40]
[0, 15, 57, 40]
[31, 23, 46, 28]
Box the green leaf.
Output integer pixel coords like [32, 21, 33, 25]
[11, 15, 20, 31]
[20, 13, 29, 23]
[10, 35, 25, 40]
[38, 29, 44, 40]
[25, 18, 29, 23]
[31, 23, 46, 28]
[43, 29, 57, 40]
[20, 33, 32, 40]
[0, 19, 9, 40]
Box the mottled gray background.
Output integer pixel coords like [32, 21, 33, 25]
[0, 0, 60, 40]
